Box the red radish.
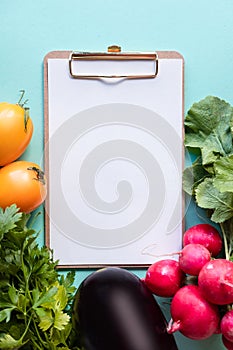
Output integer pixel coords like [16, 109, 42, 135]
[167, 285, 220, 340]
[222, 335, 233, 350]
[221, 310, 233, 342]
[144, 259, 185, 297]
[198, 259, 233, 305]
[183, 223, 222, 257]
[179, 243, 211, 276]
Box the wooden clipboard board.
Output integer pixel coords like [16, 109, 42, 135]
[44, 46, 184, 269]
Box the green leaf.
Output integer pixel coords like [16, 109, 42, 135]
[52, 323, 72, 346]
[32, 286, 58, 308]
[0, 279, 10, 290]
[5, 230, 28, 251]
[7, 324, 22, 342]
[36, 307, 70, 333]
[16, 294, 30, 314]
[195, 178, 233, 222]
[8, 285, 18, 305]
[0, 204, 77, 349]
[0, 333, 28, 349]
[185, 96, 233, 165]
[214, 154, 233, 193]
[60, 271, 76, 293]
[0, 307, 15, 322]
[0, 205, 22, 239]
[0, 261, 19, 276]
[31, 288, 40, 306]
[54, 310, 70, 331]
[0, 291, 16, 309]
[183, 156, 210, 195]
[36, 308, 54, 331]
[54, 285, 68, 311]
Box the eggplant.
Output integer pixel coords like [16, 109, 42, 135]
[72, 267, 178, 350]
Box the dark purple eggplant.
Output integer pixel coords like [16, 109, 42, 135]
[72, 267, 178, 350]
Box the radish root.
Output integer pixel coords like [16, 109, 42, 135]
[167, 319, 181, 334]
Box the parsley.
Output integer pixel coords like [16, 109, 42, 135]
[0, 205, 80, 349]
[183, 96, 233, 260]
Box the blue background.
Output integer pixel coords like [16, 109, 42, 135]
[1, 1, 233, 349]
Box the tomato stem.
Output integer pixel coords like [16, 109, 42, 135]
[18, 91, 30, 132]
[18, 90, 25, 106]
[21, 99, 29, 107]
[24, 107, 30, 132]
[27, 167, 46, 185]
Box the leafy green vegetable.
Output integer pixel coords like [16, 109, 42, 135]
[183, 156, 210, 195]
[0, 205, 80, 349]
[214, 155, 233, 192]
[185, 96, 233, 165]
[184, 95, 233, 260]
[0, 333, 29, 349]
[195, 178, 233, 223]
[0, 205, 22, 240]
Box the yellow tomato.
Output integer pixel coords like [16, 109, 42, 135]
[0, 100, 33, 166]
[0, 161, 47, 213]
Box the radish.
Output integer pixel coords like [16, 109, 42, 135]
[198, 259, 233, 305]
[144, 259, 185, 297]
[179, 243, 211, 276]
[183, 223, 222, 257]
[221, 310, 233, 342]
[167, 285, 220, 340]
[222, 335, 233, 350]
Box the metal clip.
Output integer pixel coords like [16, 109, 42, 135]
[69, 45, 158, 79]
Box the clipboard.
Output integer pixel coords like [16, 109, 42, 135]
[43, 46, 184, 269]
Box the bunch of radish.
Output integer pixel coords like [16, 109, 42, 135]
[143, 223, 233, 349]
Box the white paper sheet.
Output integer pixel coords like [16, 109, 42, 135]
[45, 52, 184, 267]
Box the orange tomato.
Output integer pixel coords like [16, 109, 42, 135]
[0, 161, 47, 213]
[0, 96, 33, 166]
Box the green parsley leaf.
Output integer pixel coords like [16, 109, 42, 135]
[52, 323, 73, 346]
[0, 205, 78, 349]
[0, 307, 16, 322]
[0, 205, 22, 239]
[54, 310, 70, 331]
[32, 286, 58, 308]
[36, 308, 54, 331]
[0, 333, 28, 349]
[8, 285, 19, 305]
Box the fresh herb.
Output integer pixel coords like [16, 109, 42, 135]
[0, 204, 80, 349]
[183, 96, 233, 260]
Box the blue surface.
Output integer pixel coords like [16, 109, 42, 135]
[1, 1, 233, 349]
